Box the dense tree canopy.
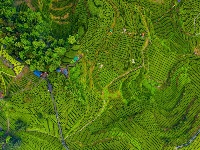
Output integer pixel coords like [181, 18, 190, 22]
[0, 128, 21, 150]
[1, 0, 200, 149]
[0, 0, 77, 72]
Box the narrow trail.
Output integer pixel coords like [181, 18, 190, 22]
[50, 13, 69, 20]
[137, 5, 151, 71]
[41, 79, 69, 150]
[50, 3, 73, 11]
[156, 4, 177, 23]
[107, 0, 120, 34]
[49, 0, 71, 25]
[15, 66, 29, 80]
[176, 128, 200, 149]
[141, 39, 149, 69]
[106, 65, 142, 88]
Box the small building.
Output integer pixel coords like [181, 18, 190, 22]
[33, 70, 48, 78]
[56, 68, 68, 78]
[33, 70, 42, 77]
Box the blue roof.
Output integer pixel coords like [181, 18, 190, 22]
[63, 69, 68, 75]
[56, 68, 61, 72]
[33, 70, 42, 77]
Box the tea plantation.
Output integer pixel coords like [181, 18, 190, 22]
[0, 0, 200, 149]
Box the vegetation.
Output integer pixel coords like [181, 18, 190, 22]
[0, 0, 80, 72]
[0, 0, 200, 150]
[0, 127, 21, 150]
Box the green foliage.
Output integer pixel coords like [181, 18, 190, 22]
[142, 78, 158, 95]
[68, 35, 77, 44]
[15, 119, 27, 131]
[0, 128, 21, 150]
[78, 26, 85, 38]
[88, 0, 99, 16]
[71, 45, 81, 51]
[0, 1, 72, 72]
[1, 0, 200, 150]
[6, 136, 11, 143]
[179, 0, 200, 35]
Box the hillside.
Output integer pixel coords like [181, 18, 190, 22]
[0, 0, 200, 150]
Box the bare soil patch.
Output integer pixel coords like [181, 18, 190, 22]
[15, 66, 29, 80]
[194, 47, 200, 56]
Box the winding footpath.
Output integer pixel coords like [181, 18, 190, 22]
[176, 128, 200, 149]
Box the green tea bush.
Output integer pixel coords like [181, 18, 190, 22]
[1, 0, 200, 149]
[179, 0, 200, 35]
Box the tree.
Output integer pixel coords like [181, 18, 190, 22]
[68, 35, 76, 44]
[0, 128, 21, 150]
[0, 1, 71, 72]
[15, 119, 27, 131]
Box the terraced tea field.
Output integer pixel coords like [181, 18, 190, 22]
[1, 0, 200, 149]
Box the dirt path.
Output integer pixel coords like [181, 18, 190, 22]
[137, 6, 151, 70]
[50, 3, 73, 11]
[25, 0, 36, 11]
[49, 1, 71, 25]
[156, 4, 176, 23]
[106, 65, 142, 88]
[176, 128, 200, 149]
[141, 39, 149, 69]
[107, 0, 120, 35]
[50, 13, 69, 20]
[15, 66, 29, 80]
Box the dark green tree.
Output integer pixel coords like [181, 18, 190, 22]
[0, 128, 21, 150]
[14, 119, 27, 131]
[0, 1, 70, 72]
